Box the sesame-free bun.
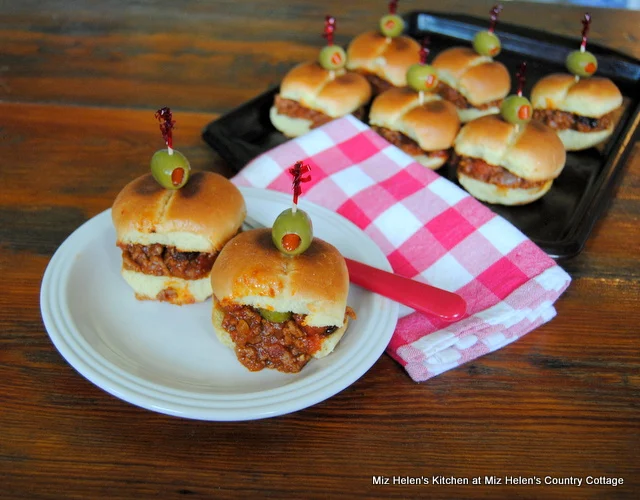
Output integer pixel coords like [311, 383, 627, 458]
[458, 173, 554, 206]
[556, 127, 615, 152]
[211, 299, 351, 360]
[413, 155, 449, 170]
[531, 73, 623, 118]
[277, 61, 371, 118]
[210, 228, 349, 328]
[346, 31, 421, 88]
[268, 108, 313, 138]
[121, 271, 213, 305]
[432, 47, 510, 120]
[369, 87, 460, 168]
[112, 172, 246, 253]
[454, 115, 566, 182]
[457, 105, 501, 123]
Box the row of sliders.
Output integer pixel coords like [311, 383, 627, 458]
[269, 3, 624, 205]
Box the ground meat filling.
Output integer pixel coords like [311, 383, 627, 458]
[435, 81, 502, 111]
[372, 126, 449, 161]
[357, 71, 395, 95]
[454, 155, 548, 189]
[119, 243, 217, 280]
[274, 95, 365, 129]
[221, 303, 356, 373]
[532, 108, 613, 133]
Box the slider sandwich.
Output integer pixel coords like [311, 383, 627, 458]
[369, 40, 460, 170]
[210, 162, 355, 373]
[113, 172, 246, 304]
[270, 62, 371, 138]
[453, 64, 566, 205]
[432, 5, 511, 122]
[112, 107, 246, 304]
[346, 1, 420, 95]
[211, 229, 354, 373]
[270, 15, 371, 138]
[530, 14, 623, 151]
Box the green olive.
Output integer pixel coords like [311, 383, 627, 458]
[150, 149, 191, 189]
[258, 309, 292, 323]
[379, 14, 404, 38]
[566, 50, 598, 78]
[318, 45, 347, 71]
[473, 31, 501, 57]
[406, 64, 438, 93]
[500, 95, 533, 125]
[272, 208, 313, 256]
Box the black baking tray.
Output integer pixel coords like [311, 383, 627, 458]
[202, 11, 640, 260]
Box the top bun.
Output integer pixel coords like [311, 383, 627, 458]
[280, 61, 372, 118]
[112, 172, 246, 252]
[369, 87, 460, 151]
[211, 228, 349, 327]
[432, 47, 511, 106]
[454, 115, 566, 181]
[346, 31, 421, 87]
[530, 73, 623, 118]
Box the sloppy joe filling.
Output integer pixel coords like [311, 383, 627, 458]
[435, 81, 503, 111]
[454, 155, 548, 190]
[372, 125, 449, 160]
[119, 243, 217, 280]
[357, 71, 395, 95]
[220, 303, 356, 373]
[532, 108, 613, 133]
[274, 94, 365, 129]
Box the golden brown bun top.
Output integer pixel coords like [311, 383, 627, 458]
[454, 115, 566, 182]
[432, 47, 511, 106]
[530, 73, 623, 117]
[369, 87, 460, 151]
[211, 228, 349, 327]
[279, 61, 372, 118]
[346, 31, 421, 87]
[112, 172, 246, 252]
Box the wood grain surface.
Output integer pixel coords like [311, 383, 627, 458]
[1, 1, 639, 498]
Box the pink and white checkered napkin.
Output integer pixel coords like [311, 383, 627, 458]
[232, 115, 571, 382]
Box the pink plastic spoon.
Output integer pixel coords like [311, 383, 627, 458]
[344, 258, 466, 322]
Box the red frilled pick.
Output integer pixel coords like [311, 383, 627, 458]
[323, 15, 336, 46]
[488, 4, 503, 34]
[155, 107, 175, 150]
[288, 161, 312, 206]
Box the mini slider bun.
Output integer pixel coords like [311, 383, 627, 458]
[112, 172, 246, 304]
[432, 47, 511, 122]
[346, 31, 421, 91]
[454, 115, 566, 205]
[530, 73, 623, 151]
[369, 87, 460, 170]
[270, 61, 372, 138]
[211, 228, 352, 366]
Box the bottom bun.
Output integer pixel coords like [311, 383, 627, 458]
[211, 300, 350, 362]
[269, 106, 313, 138]
[413, 154, 448, 170]
[458, 106, 500, 123]
[121, 269, 212, 305]
[556, 126, 614, 151]
[458, 172, 553, 206]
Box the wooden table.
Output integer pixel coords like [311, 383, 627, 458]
[2, 1, 639, 498]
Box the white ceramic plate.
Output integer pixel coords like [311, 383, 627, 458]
[40, 187, 399, 421]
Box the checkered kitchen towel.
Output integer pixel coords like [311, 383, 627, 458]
[232, 115, 571, 382]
